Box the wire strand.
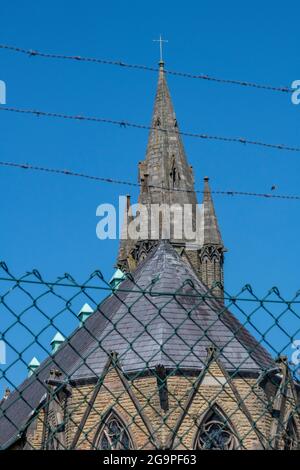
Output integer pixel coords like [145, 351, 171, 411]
[0, 43, 291, 94]
[1, 105, 299, 153]
[1, 160, 299, 200]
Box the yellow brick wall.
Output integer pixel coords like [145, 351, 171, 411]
[19, 365, 299, 450]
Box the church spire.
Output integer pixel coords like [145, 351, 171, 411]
[198, 177, 225, 299]
[116, 63, 200, 271]
[202, 177, 223, 246]
[116, 59, 225, 298]
[138, 57, 197, 224]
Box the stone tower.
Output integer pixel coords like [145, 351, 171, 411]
[117, 61, 225, 299]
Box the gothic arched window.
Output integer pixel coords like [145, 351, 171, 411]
[96, 411, 133, 450]
[283, 415, 298, 450]
[195, 407, 237, 450]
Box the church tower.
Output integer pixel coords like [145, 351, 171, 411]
[1, 56, 299, 452]
[117, 60, 225, 299]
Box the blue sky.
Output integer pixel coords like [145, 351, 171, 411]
[0, 1, 300, 390]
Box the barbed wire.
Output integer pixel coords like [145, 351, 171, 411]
[0, 43, 292, 94]
[1, 105, 299, 153]
[1, 160, 299, 201]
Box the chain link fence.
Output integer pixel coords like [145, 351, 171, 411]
[0, 259, 300, 451]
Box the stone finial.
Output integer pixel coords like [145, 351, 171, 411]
[50, 332, 65, 354]
[109, 268, 125, 290]
[78, 303, 93, 326]
[49, 368, 62, 378]
[46, 369, 64, 388]
[275, 355, 289, 374]
[28, 357, 40, 377]
[276, 355, 288, 364]
[206, 345, 218, 358]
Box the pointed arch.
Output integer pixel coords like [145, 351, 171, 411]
[283, 414, 299, 450]
[193, 404, 239, 450]
[94, 408, 134, 450]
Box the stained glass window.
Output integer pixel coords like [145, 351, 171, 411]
[195, 408, 237, 450]
[97, 411, 133, 450]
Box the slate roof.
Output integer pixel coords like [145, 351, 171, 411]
[0, 241, 275, 449]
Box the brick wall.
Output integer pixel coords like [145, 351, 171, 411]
[22, 363, 287, 450]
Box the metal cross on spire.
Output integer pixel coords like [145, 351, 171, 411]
[153, 34, 168, 64]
